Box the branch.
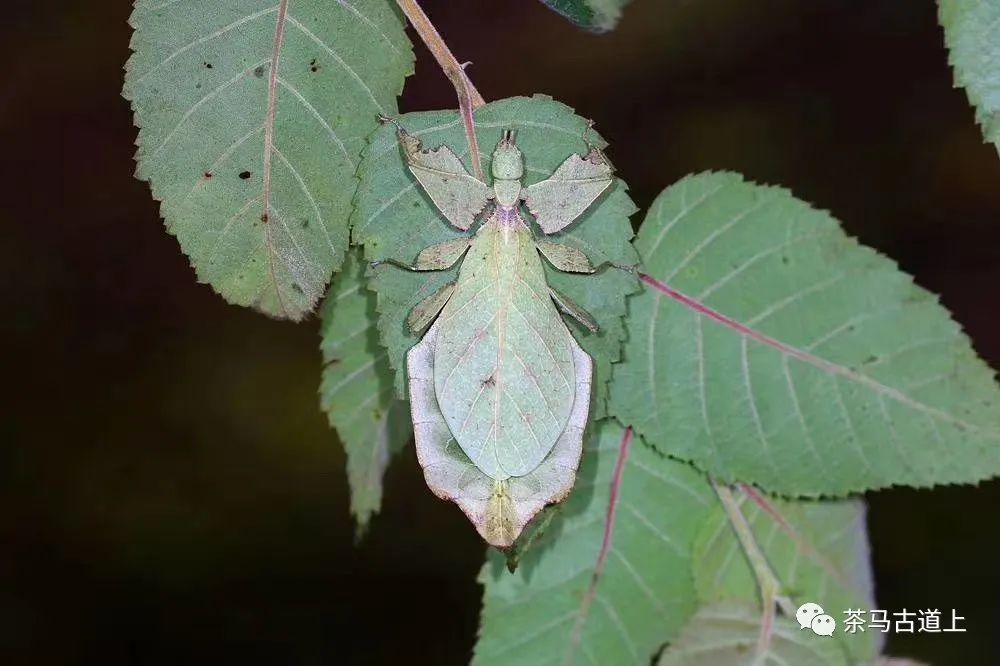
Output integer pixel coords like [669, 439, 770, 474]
[396, 0, 487, 181]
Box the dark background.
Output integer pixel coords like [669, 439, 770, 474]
[3, 0, 998, 663]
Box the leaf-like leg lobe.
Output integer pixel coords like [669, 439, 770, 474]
[523, 147, 614, 234]
[395, 126, 492, 231]
[549, 285, 599, 333]
[407, 282, 455, 335]
[415, 237, 472, 271]
[536, 239, 595, 273]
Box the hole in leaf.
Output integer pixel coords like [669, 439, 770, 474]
[239, 171, 252, 179]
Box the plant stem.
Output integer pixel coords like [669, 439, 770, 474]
[395, 0, 486, 181]
[711, 480, 794, 664]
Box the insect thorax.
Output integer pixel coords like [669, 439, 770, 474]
[494, 204, 526, 229]
[491, 130, 524, 207]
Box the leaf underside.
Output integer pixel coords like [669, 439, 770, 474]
[353, 95, 639, 415]
[125, 0, 413, 319]
[474, 422, 716, 666]
[320, 250, 411, 531]
[939, 0, 1000, 155]
[609, 171, 1000, 496]
[657, 601, 849, 666]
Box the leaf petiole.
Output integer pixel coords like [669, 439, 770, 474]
[710, 480, 795, 664]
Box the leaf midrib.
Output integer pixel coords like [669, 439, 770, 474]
[640, 273, 995, 439]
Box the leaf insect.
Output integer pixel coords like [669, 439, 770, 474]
[386, 118, 614, 547]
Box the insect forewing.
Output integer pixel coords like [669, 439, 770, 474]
[432, 210, 577, 479]
[407, 315, 592, 547]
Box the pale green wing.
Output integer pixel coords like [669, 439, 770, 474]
[407, 316, 591, 547]
[434, 213, 578, 480]
[523, 148, 614, 234]
[397, 128, 492, 231]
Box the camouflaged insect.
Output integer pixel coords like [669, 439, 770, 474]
[394, 123, 613, 547]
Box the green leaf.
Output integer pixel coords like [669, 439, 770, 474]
[538, 0, 631, 32]
[124, 0, 413, 320]
[656, 601, 849, 666]
[609, 171, 1000, 495]
[474, 422, 716, 666]
[320, 250, 410, 531]
[353, 95, 639, 416]
[939, 0, 1000, 155]
[693, 489, 878, 662]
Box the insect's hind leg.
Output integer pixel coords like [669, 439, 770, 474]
[407, 282, 456, 335]
[549, 285, 598, 333]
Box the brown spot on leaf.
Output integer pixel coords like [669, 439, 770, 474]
[253, 65, 265, 78]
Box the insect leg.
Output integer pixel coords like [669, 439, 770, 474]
[407, 281, 456, 335]
[535, 239, 594, 273]
[548, 285, 598, 333]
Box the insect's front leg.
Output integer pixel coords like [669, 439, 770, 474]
[522, 145, 614, 234]
[380, 116, 493, 232]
